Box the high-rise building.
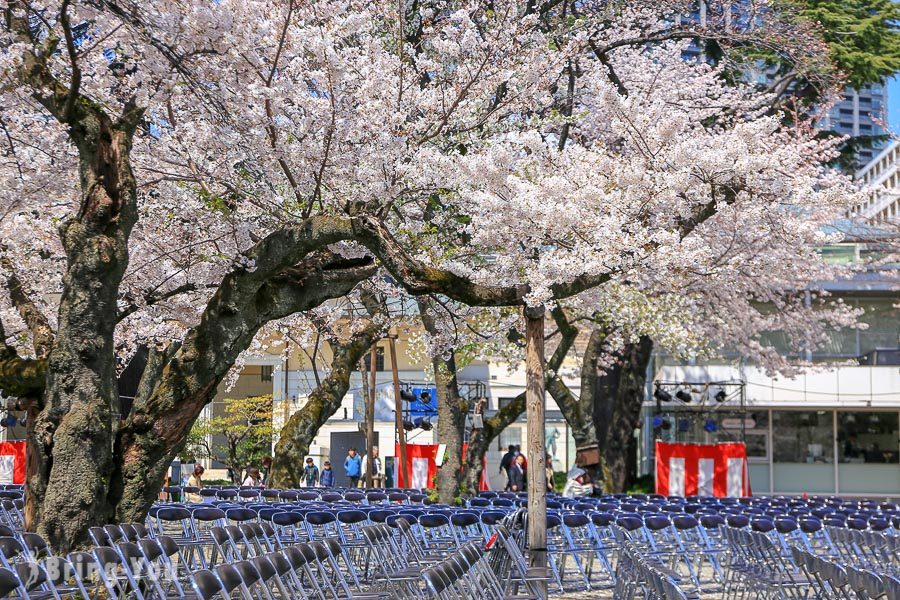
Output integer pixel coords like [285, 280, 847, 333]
[822, 83, 890, 168]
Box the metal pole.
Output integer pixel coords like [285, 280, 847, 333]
[524, 305, 547, 594]
[366, 346, 378, 488]
[388, 337, 410, 488]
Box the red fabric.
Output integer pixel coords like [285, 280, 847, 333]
[0, 441, 26, 484]
[655, 441, 751, 497]
[461, 443, 491, 491]
[395, 444, 439, 488]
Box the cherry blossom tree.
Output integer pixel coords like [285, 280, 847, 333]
[0, 0, 859, 550]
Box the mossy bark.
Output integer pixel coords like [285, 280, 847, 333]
[593, 336, 652, 492]
[417, 298, 468, 504]
[27, 103, 143, 552]
[111, 250, 375, 523]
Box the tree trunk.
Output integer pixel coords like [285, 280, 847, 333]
[461, 306, 577, 494]
[269, 326, 379, 488]
[111, 248, 374, 524]
[524, 306, 547, 591]
[417, 298, 468, 504]
[431, 353, 468, 503]
[593, 336, 653, 493]
[28, 107, 142, 552]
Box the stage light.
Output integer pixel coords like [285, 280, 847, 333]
[714, 389, 727, 403]
[400, 390, 416, 402]
[419, 391, 432, 403]
[413, 417, 433, 431]
[403, 420, 415, 431]
[675, 390, 692, 403]
[654, 387, 673, 403]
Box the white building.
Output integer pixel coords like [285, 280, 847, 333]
[643, 364, 900, 498]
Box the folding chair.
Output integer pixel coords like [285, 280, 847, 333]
[232, 560, 275, 600]
[93, 546, 146, 600]
[190, 569, 227, 600]
[214, 563, 254, 600]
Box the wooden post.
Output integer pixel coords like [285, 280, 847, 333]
[525, 305, 547, 594]
[366, 345, 378, 488]
[388, 337, 410, 488]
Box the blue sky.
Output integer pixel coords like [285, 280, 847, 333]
[889, 76, 900, 134]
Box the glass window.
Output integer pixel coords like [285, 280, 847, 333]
[712, 411, 769, 460]
[260, 365, 273, 382]
[498, 425, 521, 451]
[362, 347, 385, 372]
[772, 411, 834, 463]
[838, 412, 898, 464]
[858, 299, 900, 355]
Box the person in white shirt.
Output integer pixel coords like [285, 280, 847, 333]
[242, 467, 262, 487]
[362, 446, 383, 488]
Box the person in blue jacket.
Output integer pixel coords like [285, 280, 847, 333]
[344, 447, 362, 487]
[320, 461, 335, 487]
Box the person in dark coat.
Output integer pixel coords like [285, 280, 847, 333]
[320, 461, 335, 487]
[508, 454, 527, 492]
[499, 445, 516, 490]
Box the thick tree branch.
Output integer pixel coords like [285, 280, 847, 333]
[0, 319, 46, 399]
[675, 179, 746, 239]
[114, 219, 376, 521]
[589, 40, 628, 97]
[352, 214, 614, 305]
[117, 283, 215, 323]
[58, 0, 81, 121]
[0, 256, 54, 359]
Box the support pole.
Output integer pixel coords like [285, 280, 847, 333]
[366, 345, 378, 488]
[388, 337, 410, 488]
[525, 305, 547, 594]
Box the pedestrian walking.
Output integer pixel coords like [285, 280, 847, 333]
[261, 456, 273, 485]
[508, 454, 526, 492]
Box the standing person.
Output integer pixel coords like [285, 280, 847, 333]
[363, 446, 383, 488]
[261, 456, 273, 485]
[302, 458, 320, 488]
[545, 455, 555, 493]
[242, 467, 262, 487]
[499, 445, 516, 490]
[344, 447, 362, 488]
[508, 455, 526, 492]
[186, 464, 204, 502]
[320, 461, 335, 487]
[516, 445, 528, 470]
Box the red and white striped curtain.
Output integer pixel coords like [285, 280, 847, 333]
[0, 441, 26, 485]
[655, 441, 751, 497]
